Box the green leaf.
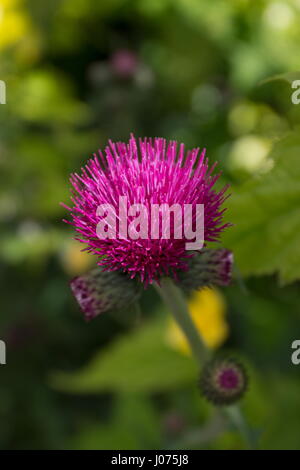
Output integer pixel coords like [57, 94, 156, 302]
[223, 130, 300, 284]
[50, 316, 197, 393]
[259, 71, 300, 86]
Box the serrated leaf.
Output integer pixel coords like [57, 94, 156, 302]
[50, 316, 197, 394]
[223, 131, 300, 284]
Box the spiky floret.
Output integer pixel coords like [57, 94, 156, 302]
[63, 135, 230, 285]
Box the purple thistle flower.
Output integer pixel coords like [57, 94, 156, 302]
[110, 49, 138, 78]
[63, 135, 230, 286]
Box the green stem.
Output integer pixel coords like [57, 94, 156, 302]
[155, 277, 257, 450]
[154, 278, 208, 363]
[223, 405, 257, 450]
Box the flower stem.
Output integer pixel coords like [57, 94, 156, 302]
[155, 278, 208, 363]
[155, 277, 257, 450]
[223, 405, 257, 450]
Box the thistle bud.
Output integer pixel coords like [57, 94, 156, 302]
[199, 356, 248, 406]
[178, 249, 233, 292]
[70, 267, 141, 321]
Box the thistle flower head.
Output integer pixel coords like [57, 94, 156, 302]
[200, 357, 248, 406]
[110, 49, 138, 78]
[64, 135, 230, 285]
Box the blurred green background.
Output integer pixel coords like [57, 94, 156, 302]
[1, 0, 300, 450]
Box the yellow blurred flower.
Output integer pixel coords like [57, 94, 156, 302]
[60, 240, 94, 276]
[0, 0, 18, 9]
[167, 287, 229, 353]
[0, 0, 28, 48]
[0, 0, 40, 62]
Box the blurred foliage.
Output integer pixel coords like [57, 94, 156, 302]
[51, 315, 198, 394]
[224, 129, 300, 284]
[1, 0, 300, 450]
